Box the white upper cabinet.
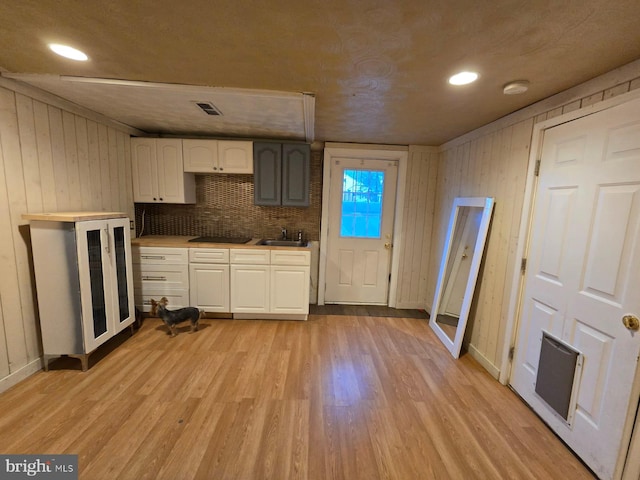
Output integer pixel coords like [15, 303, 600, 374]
[183, 139, 253, 174]
[131, 138, 196, 204]
[182, 139, 218, 173]
[218, 141, 253, 173]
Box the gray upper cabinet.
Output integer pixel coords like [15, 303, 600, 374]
[254, 142, 310, 207]
[282, 144, 310, 207]
[254, 142, 282, 205]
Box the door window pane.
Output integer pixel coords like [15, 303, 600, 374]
[340, 169, 384, 238]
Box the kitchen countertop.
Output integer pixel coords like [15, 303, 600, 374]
[22, 211, 128, 222]
[131, 235, 311, 250]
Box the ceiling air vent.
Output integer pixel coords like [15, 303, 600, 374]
[194, 101, 223, 116]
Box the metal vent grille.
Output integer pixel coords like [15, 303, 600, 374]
[195, 102, 222, 116]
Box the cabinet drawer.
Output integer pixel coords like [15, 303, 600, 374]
[270, 249, 311, 266]
[133, 246, 188, 265]
[135, 289, 190, 312]
[133, 264, 189, 288]
[189, 248, 229, 263]
[230, 248, 270, 265]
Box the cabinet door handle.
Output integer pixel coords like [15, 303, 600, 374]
[142, 276, 167, 281]
[141, 255, 166, 260]
[104, 228, 111, 254]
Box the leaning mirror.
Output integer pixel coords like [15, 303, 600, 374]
[429, 197, 494, 358]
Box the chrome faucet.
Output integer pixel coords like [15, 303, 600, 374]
[281, 227, 287, 240]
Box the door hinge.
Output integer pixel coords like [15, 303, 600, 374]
[534, 159, 541, 177]
[520, 258, 527, 274]
[388, 273, 391, 282]
[509, 346, 515, 361]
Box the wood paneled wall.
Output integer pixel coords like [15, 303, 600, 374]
[431, 120, 533, 376]
[394, 146, 439, 309]
[0, 84, 134, 391]
[430, 68, 640, 378]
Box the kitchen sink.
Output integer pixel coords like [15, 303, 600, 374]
[257, 239, 307, 247]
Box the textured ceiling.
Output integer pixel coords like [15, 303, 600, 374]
[4, 75, 315, 141]
[1, 0, 640, 145]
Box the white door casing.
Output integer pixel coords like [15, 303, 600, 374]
[323, 157, 398, 304]
[319, 145, 408, 306]
[510, 98, 640, 480]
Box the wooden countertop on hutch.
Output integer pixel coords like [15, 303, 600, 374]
[22, 211, 128, 222]
[131, 235, 311, 250]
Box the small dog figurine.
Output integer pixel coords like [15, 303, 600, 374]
[149, 297, 202, 337]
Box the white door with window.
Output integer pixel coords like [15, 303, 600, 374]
[324, 157, 398, 304]
[510, 98, 640, 480]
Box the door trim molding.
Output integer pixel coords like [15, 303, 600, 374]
[318, 144, 408, 306]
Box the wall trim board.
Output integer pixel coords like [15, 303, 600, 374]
[438, 58, 640, 152]
[468, 344, 500, 380]
[324, 142, 409, 152]
[0, 358, 41, 395]
[406, 145, 439, 154]
[0, 75, 145, 137]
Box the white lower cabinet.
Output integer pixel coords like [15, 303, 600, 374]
[271, 265, 310, 314]
[230, 248, 310, 318]
[230, 265, 270, 313]
[132, 244, 310, 319]
[229, 249, 270, 313]
[132, 246, 189, 311]
[189, 248, 230, 312]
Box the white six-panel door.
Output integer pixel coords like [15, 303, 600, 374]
[324, 158, 398, 304]
[510, 99, 640, 480]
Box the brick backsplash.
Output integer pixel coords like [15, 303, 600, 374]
[134, 151, 322, 241]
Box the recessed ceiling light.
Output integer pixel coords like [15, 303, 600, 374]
[448, 71, 479, 86]
[48, 44, 88, 61]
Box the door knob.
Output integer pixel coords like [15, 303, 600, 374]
[384, 242, 392, 250]
[622, 314, 640, 331]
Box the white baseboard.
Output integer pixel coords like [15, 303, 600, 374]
[233, 313, 308, 321]
[0, 358, 43, 394]
[468, 344, 500, 380]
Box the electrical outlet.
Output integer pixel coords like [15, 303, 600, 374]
[130, 220, 134, 230]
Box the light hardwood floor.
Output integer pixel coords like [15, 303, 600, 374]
[0, 314, 595, 479]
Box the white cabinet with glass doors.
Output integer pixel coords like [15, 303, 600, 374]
[24, 213, 136, 371]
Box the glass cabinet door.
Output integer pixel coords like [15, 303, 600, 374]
[86, 228, 108, 338]
[111, 220, 134, 330]
[76, 218, 135, 352]
[113, 224, 130, 323]
[76, 219, 113, 352]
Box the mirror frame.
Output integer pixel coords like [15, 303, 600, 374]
[429, 196, 495, 358]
